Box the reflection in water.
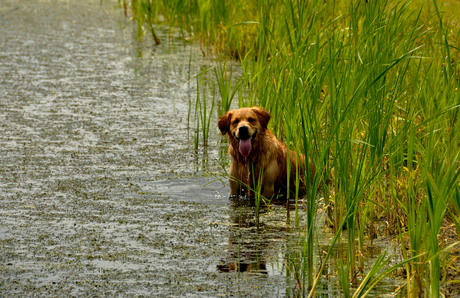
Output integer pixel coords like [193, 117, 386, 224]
[213, 195, 397, 297]
[217, 198, 269, 274]
[216, 196, 296, 277]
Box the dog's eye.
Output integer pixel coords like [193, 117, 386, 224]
[248, 118, 256, 123]
[232, 119, 239, 125]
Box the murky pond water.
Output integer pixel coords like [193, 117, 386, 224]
[0, 0, 399, 296]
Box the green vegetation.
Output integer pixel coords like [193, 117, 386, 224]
[121, 0, 460, 296]
[194, 69, 215, 148]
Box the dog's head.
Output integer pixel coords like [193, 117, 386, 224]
[218, 107, 270, 157]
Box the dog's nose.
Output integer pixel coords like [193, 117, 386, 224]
[238, 125, 250, 139]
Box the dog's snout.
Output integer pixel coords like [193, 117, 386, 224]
[238, 125, 250, 139]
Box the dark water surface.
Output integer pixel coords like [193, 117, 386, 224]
[0, 1, 398, 297]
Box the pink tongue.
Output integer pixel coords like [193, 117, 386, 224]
[239, 139, 252, 157]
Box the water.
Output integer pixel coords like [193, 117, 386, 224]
[0, 0, 399, 296]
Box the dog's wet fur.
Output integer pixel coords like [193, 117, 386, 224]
[218, 107, 311, 198]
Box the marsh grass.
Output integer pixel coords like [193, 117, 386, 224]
[123, 0, 460, 295]
[214, 61, 243, 116]
[193, 68, 215, 148]
[252, 163, 265, 227]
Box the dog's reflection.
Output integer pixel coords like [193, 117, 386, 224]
[216, 197, 274, 274]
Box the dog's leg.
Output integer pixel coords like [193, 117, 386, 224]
[259, 161, 277, 198]
[229, 177, 239, 195]
[228, 158, 240, 195]
[261, 184, 275, 198]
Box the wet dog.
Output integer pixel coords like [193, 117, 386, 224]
[218, 107, 308, 198]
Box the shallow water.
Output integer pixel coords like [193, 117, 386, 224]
[0, 0, 399, 296]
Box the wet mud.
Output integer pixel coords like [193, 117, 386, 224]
[0, 0, 399, 297]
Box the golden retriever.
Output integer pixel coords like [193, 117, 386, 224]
[218, 106, 308, 198]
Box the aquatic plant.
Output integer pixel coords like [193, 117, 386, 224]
[194, 69, 215, 148]
[252, 163, 265, 227]
[122, 0, 161, 43]
[214, 61, 243, 116]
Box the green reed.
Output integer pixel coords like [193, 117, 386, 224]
[123, 0, 460, 295]
[194, 74, 200, 149]
[214, 61, 243, 116]
[194, 71, 215, 148]
[252, 163, 264, 227]
[123, 0, 162, 43]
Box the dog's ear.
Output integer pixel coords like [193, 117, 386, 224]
[218, 111, 232, 135]
[253, 107, 270, 129]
